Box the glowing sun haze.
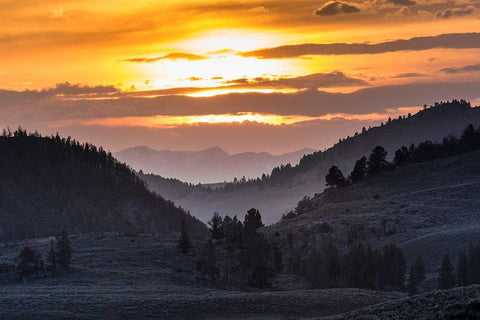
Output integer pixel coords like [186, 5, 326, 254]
[1, 0, 480, 153]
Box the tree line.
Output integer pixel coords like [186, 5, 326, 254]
[0, 230, 72, 284]
[179, 209, 282, 288]
[325, 122, 480, 189]
[213, 100, 475, 192]
[0, 127, 205, 240]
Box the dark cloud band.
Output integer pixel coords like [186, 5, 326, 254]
[239, 33, 480, 59]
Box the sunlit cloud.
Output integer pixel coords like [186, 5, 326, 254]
[59, 113, 321, 128]
[124, 52, 207, 63]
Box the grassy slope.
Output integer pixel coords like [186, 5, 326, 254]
[0, 233, 394, 319]
[266, 150, 480, 289]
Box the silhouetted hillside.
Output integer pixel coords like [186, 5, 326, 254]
[115, 146, 315, 184]
[138, 172, 206, 201]
[143, 100, 480, 224]
[0, 129, 206, 241]
[220, 100, 480, 190]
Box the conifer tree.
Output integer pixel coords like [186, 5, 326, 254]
[17, 247, 42, 280]
[407, 265, 417, 295]
[325, 166, 346, 188]
[208, 212, 224, 239]
[178, 220, 193, 254]
[367, 146, 390, 175]
[414, 255, 426, 284]
[56, 229, 72, 271]
[457, 252, 468, 286]
[350, 156, 367, 183]
[438, 254, 455, 290]
[47, 240, 56, 273]
[273, 244, 284, 273]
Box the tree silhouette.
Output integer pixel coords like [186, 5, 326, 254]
[407, 265, 417, 295]
[56, 229, 72, 271]
[208, 212, 224, 239]
[17, 247, 42, 281]
[438, 254, 455, 290]
[350, 156, 367, 183]
[244, 208, 264, 233]
[457, 252, 468, 286]
[325, 166, 346, 188]
[414, 255, 426, 284]
[367, 146, 389, 175]
[178, 220, 193, 254]
[47, 240, 56, 273]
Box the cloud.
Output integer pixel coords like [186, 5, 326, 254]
[124, 72, 368, 96]
[436, 6, 477, 19]
[313, 1, 360, 16]
[440, 63, 480, 74]
[393, 7, 411, 17]
[221, 72, 368, 89]
[392, 72, 428, 78]
[248, 6, 270, 14]
[124, 52, 207, 63]
[239, 33, 480, 59]
[387, 0, 416, 6]
[1, 81, 479, 121]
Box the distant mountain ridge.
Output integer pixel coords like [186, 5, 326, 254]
[141, 100, 480, 224]
[115, 146, 316, 183]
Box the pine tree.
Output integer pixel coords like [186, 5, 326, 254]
[56, 229, 72, 271]
[325, 166, 346, 188]
[47, 240, 56, 273]
[350, 156, 367, 183]
[414, 255, 426, 284]
[273, 244, 284, 273]
[407, 265, 417, 295]
[208, 212, 224, 239]
[367, 146, 389, 175]
[178, 220, 193, 254]
[17, 246, 42, 280]
[457, 252, 468, 286]
[438, 254, 455, 290]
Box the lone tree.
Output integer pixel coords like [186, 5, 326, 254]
[208, 212, 224, 240]
[242, 209, 275, 288]
[407, 255, 426, 295]
[56, 229, 72, 271]
[178, 220, 193, 254]
[457, 252, 468, 286]
[325, 166, 346, 188]
[17, 247, 42, 281]
[414, 255, 426, 284]
[438, 254, 456, 290]
[350, 156, 367, 183]
[47, 240, 56, 273]
[367, 146, 389, 175]
[407, 265, 417, 295]
[244, 208, 264, 233]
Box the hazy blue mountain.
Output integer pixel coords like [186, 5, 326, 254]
[115, 146, 316, 183]
[142, 100, 480, 224]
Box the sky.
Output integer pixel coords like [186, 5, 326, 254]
[1, 0, 480, 154]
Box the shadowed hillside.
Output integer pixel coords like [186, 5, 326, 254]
[0, 129, 206, 241]
[143, 100, 480, 224]
[265, 148, 480, 291]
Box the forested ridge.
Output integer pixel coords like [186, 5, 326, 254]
[0, 128, 206, 240]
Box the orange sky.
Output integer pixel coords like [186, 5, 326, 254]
[1, 0, 480, 153]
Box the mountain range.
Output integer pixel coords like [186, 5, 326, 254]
[114, 146, 315, 184]
[140, 100, 480, 224]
